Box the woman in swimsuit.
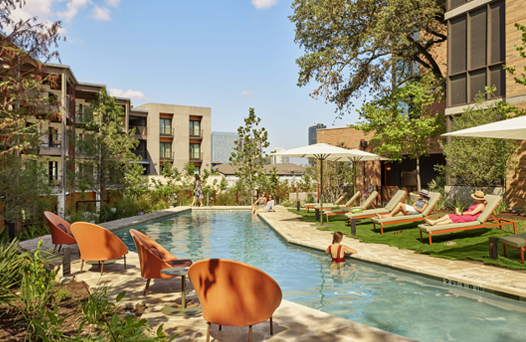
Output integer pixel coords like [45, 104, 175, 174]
[424, 191, 486, 226]
[252, 192, 267, 215]
[325, 232, 357, 268]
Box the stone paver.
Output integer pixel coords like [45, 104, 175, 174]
[259, 207, 526, 300]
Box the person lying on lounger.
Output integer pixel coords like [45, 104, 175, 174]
[377, 189, 430, 219]
[424, 191, 486, 226]
[325, 232, 357, 268]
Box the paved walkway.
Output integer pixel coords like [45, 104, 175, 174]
[19, 205, 526, 341]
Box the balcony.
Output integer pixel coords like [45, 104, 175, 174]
[189, 151, 202, 161]
[131, 126, 147, 138]
[159, 127, 174, 137]
[189, 128, 203, 138]
[159, 151, 174, 161]
[39, 135, 62, 156]
[133, 149, 148, 161]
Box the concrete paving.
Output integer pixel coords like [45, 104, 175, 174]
[18, 204, 526, 341]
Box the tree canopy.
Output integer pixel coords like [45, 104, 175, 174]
[289, 0, 446, 117]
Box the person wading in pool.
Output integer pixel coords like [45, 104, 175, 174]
[325, 232, 357, 269]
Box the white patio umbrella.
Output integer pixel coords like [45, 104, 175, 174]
[442, 115, 526, 139]
[274, 143, 388, 224]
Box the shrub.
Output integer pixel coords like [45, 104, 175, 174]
[0, 238, 30, 304]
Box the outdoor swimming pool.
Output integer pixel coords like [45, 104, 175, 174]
[115, 210, 526, 342]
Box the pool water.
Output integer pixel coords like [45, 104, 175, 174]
[115, 211, 526, 342]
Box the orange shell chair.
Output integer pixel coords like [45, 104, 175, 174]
[129, 229, 192, 296]
[188, 259, 282, 342]
[44, 211, 76, 253]
[70, 222, 129, 275]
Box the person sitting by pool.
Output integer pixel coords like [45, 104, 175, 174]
[252, 191, 267, 215]
[377, 189, 430, 219]
[254, 194, 275, 214]
[325, 232, 357, 267]
[425, 191, 486, 226]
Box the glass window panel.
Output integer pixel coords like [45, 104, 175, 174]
[491, 1, 505, 64]
[490, 65, 505, 97]
[450, 16, 467, 74]
[469, 69, 487, 101]
[470, 8, 487, 69]
[450, 74, 467, 105]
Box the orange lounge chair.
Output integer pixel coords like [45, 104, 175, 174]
[345, 190, 407, 225]
[370, 191, 442, 235]
[44, 211, 76, 253]
[325, 191, 378, 223]
[188, 259, 282, 342]
[129, 229, 192, 296]
[305, 192, 347, 213]
[70, 222, 129, 275]
[417, 195, 517, 245]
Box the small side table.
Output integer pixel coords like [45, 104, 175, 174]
[160, 261, 201, 316]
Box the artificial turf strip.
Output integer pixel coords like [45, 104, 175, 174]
[288, 209, 526, 271]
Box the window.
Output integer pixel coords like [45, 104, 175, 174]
[49, 161, 58, 183]
[447, 1, 505, 106]
[194, 166, 200, 175]
[160, 118, 172, 135]
[160, 142, 172, 160]
[190, 120, 201, 137]
[48, 127, 59, 147]
[189, 143, 201, 160]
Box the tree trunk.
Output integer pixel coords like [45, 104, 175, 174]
[416, 155, 421, 192]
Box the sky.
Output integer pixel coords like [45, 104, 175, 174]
[13, 0, 364, 162]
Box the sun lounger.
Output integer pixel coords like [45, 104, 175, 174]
[500, 233, 526, 264]
[344, 190, 407, 225]
[314, 191, 361, 210]
[370, 191, 442, 235]
[305, 192, 347, 213]
[417, 195, 517, 245]
[325, 191, 378, 223]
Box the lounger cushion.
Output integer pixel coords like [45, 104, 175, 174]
[421, 192, 442, 216]
[500, 233, 526, 248]
[360, 191, 378, 209]
[418, 221, 481, 232]
[477, 195, 501, 223]
[371, 213, 424, 224]
[345, 208, 389, 219]
[325, 206, 361, 214]
[384, 190, 407, 211]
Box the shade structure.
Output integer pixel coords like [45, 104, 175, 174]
[274, 144, 389, 223]
[442, 115, 526, 140]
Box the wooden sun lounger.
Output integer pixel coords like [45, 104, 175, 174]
[305, 193, 347, 213]
[325, 191, 377, 223]
[370, 192, 442, 235]
[344, 190, 407, 225]
[417, 195, 517, 245]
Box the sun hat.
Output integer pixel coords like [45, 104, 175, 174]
[419, 189, 429, 198]
[471, 191, 486, 201]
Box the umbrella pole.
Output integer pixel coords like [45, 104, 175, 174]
[320, 158, 324, 225]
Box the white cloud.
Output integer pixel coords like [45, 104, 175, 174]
[252, 0, 278, 9]
[109, 88, 147, 101]
[92, 6, 111, 20]
[105, 0, 120, 8]
[57, 0, 91, 22]
[241, 90, 254, 95]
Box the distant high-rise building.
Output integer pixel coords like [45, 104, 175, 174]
[270, 148, 289, 164]
[308, 123, 326, 145]
[211, 132, 238, 164]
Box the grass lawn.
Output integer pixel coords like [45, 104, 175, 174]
[289, 209, 526, 271]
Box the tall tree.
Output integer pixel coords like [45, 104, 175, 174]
[436, 91, 518, 190]
[354, 79, 445, 191]
[72, 87, 139, 203]
[0, 0, 63, 225]
[229, 108, 270, 191]
[289, 0, 446, 117]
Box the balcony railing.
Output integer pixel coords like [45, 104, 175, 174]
[189, 151, 202, 161]
[131, 126, 147, 136]
[159, 127, 174, 136]
[159, 151, 174, 161]
[133, 149, 148, 160]
[189, 128, 203, 138]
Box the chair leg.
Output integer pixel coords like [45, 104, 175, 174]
[248, 325, 252, 342]
[219, 325, 222, 331]
[100, 261, 104, 275]
[521, 248, 525, 264]
[58, 245, 62, 252]
[206, 322, 211, 342]
[80, 260, 84, 273]
[270, 316, 273, 335]
[143, 279, 151, 296]
[503, 245, 507, 257]
[124, 255, 127, 270]
[53, 244, 57, 253]
[420, 231, 423, 242]
[380, 224, 384, 235]
[429, 234, 433, 245]
[373, 222, 376, 232]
